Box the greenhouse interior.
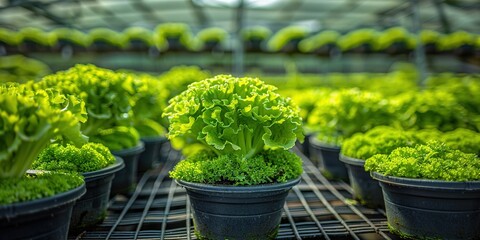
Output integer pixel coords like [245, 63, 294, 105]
[1, 0, 480, 239]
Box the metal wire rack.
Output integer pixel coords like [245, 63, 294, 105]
[71, 143, 400, 240]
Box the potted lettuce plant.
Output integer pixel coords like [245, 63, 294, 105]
[340, 126, 418, 208]
[163, 75, 304, 239]
[338, 28, 378, 54]
[267, 26, 308, 53]
[33, 142, 124, 232]
[307, 89, 395, 180]
[51, 28, 90, 53]
[35, 64, 144, 196]
[88, 28, 126, 52]
[241, 26, 271, 52]
[0, 83, 86, 239]
[18, 27, 57, 52]
[0, 27, 20, 54]
[123, 27, 154, 52]
[196, 27, 228, 51]
[154, 23, 194, 52]
[365, 141, 480, 239]
[420, 29, 443, 54]
[377, 27, 416, 55]
[299, 30, 340, 56]
[440, 30, 476, 57]
[158, 65, 211, 101]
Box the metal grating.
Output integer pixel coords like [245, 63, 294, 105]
[70, 143, 401, 240]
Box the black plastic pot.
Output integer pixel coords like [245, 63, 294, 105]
[0, 182, 85, 240]
[126, 39, 150, 52]
[281, 38, 302, 54]
[177, 178, 300, 240]
[70, 157, 124, 232]
[244, 38, 264, 52]
[372, 172, 480, 239]
[339, 155, 383, 208]
[19, 40, 50, 53]
[138, 136, 167, 173]
[308, 136, 348, 181]
[111, 142, 145, 197]
[348, 43, 373, 54]
[166, 37, 185, 52]
[385, 41, 409, 55]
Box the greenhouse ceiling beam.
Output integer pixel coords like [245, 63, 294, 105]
[131, 0, 163, 24]
[277, 0, 303, 23]
[189, 0, 210, 26]
[432, 0, 451, 33]
[18, 1, 75, 27]
[84, 0, 128, 29]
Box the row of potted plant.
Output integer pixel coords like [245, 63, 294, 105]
[0, 24, 228, 53]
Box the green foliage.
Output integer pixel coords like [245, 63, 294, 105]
[267, 26, 308, 51]
[18, 27, 57, 46]
[51, 28, 90, 47]
[158, 65, 211, 100]
[341, 126, 418, 160]
[33, 142, 116, 173]
[0, 27, 20, 46]
[129, 72, 169, 136]
[377, 27, 416, 50]
[365, 141, 480, 181]
[278, 88, 332, 124]
[170, 149, 303, 185]
[0, 83, 87, 178]
[196, 27, 228, 42]
[307, 89, 396, 146]
[123, 27, 154, 46]
[440, 31, 476, 50]
[391, 90, 469, 131]
[241, 26, 272, 40]
[0, 171, 84, 205]
[88, 28, 126, 47]
[420, 30, 442, 45]
[441, 128, 480, 155]
[89, 126, 140, 151]
[154, 23, 194, 50]
[338, 28, 378, 51]
[0, 55, 51, 83]
[299, 30, 340, 52]
[163, 75, 303, 159]
[36, 64, 136, 137]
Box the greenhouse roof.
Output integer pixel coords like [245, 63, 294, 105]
[0, 0, 478, 34]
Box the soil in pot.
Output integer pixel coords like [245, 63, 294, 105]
[0, 172, 85, 240]
[110, 142, 145, 197]
[373, 172, 480, 239]
[70, 157, 124, 232]
[339, 155, 384, 208]
[178, 178, 300, 240]
[309, 136, 348, 181]
[138, 136, 167, 173]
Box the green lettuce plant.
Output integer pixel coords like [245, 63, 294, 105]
[341, 126, 418, 160]
[440, 128, 480, 155]
[299, 30, 340, 53]
[35, 64, 139, 150]
[18, 27, 57, 46]
[307, 89, 396, 146]
[154, 23, 194, 50]
[440, 31, 476, 50]
[0, 83, 87, 178]
[51, 28, 90, 47]
[267, 26, 308, 52]
[164, 75, 304, 185]
[338, 28, 378, 51]
[88, 28, 126, 48]
[123, 27, 154, 47]
[0, 55, 51, 83]
[365, 141, 480, 181]
[420, 30, 442, 46]
[33, 142, 116, 173]
[196, 27, 228, 43]
[241, 26, 272, 41]
[158, 65, 211, 100]
[89, 126, 140, 151]
[377, 27, 416, 50]
[0, 27, 20, 46]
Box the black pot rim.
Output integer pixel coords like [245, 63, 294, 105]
[371, 172, 480, 190]
[111, 142, 145, 156]
[140, 136, 167, 143]
[82, 157, 125, 179]
[309, 136, 341, 150]
[0, 182, 86, 218]
[339, 154, 365, 166]
[176, 177, 301, 193]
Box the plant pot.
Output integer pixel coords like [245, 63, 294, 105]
[372, 172, 480, 239]
[70, 157, 124, 232]
[424, 43, 438, 54]
[0, 42, 19, 55]
[385, 41, 409, 55]
[166, 37, 185, 52]
[348, 43, 373, 54]
[281, 38, 302, 54]
[339, 155, 384, 208]
[126, 39, 150, 52]
[313, 43, 337, 57]
[308, 136, 348, 181]
[454, 44, 475, 58]
[89, 41, 119, 52]
[110, 142, 145, 197]
[203, 41, 220, 52]
[177, 178, 300, 240]
[139, 136, 167, 173]
[19, 40, 50, 53]
[55, 39, 87, 53]
[295, 133, 312, 158]
[244, 38, 263, 52]
[0, 181, 85, 239]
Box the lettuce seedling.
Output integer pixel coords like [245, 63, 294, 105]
[0, 83, 87, 178]
[163, 75, 304, 159]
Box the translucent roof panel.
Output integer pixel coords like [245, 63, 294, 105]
[0, 0, 477, 34]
